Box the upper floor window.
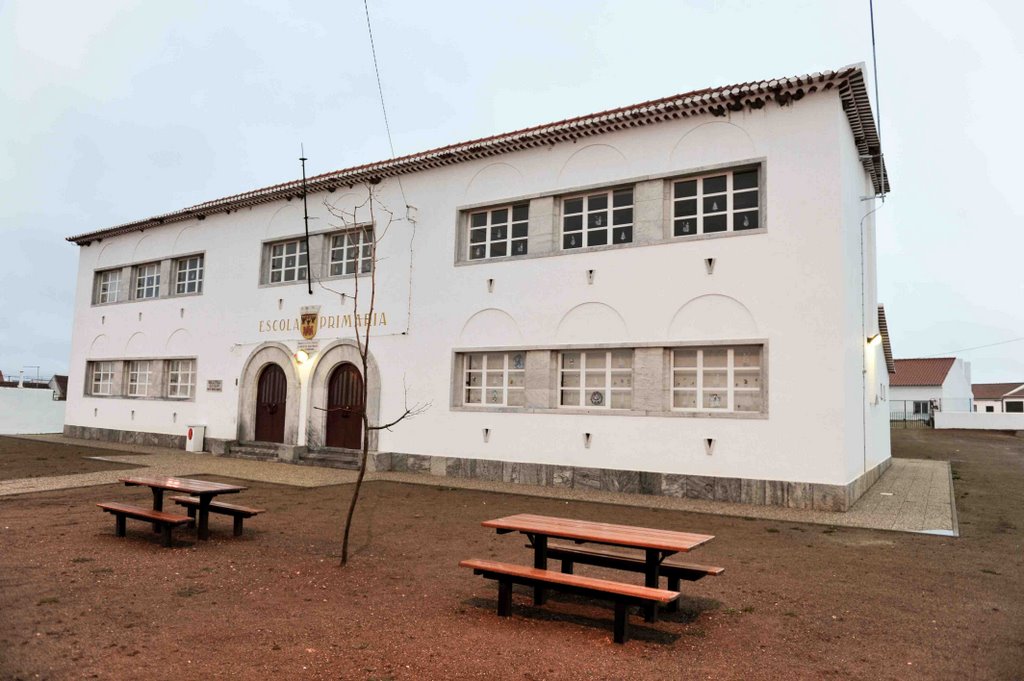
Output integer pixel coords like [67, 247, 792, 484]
[127, 360, 151, 397]
[463, 352, 525, 406]
[672, 345, 763, 412]
[468, 204, 529, 260]
[175, 255, 204, 295]
[269, 239, 307, 283]
[134, 263, 160, 299]
[94, 270, 121, 304]
[329, 227, 373, 276]
[166, 359, 195, 399]
[89, 361, 115, 395]
[559, 349, 632, 409]
[673, 167, 760, 237]
[562, 188, 633, 250]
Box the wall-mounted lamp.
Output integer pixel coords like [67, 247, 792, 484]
[294, 349, 310, 364]
[867, 334, 881, 345]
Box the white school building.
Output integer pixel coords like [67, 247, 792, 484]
[64, 64, 892, 511]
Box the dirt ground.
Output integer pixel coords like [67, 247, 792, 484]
[0, 430, 1021, 680]
[0, 438, 144, 480]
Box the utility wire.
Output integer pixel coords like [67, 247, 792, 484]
[924, 337, 1024, 358]
[869, 0, 887, 199]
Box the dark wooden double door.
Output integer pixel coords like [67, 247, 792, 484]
[253, 362, 364, 448]
[326, 363, 364, 449]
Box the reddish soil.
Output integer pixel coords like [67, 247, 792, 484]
[0, 430, 1021, 680]
[0, 438, 144, 480]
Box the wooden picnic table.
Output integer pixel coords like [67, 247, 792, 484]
[119, 475, 247, 541]
[482, 513, 714, 621]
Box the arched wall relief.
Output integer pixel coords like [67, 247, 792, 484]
[458, 308, 523, 347]
[124, 332, 147, 356]
[556, 144, 629, 189]
[236, 342, 301, 445]
[89, 334, 110, 357]
[305, 340, 382, 451]
[165, 328, 195, 354]
[171, 225, 203, 257]
[555, 302, 629, 344]
[667, 294, 758, 340]
[464, 163, 524, 204]
[668, 121, 758, 170]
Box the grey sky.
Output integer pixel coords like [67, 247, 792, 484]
[2, 0, 1022, 382]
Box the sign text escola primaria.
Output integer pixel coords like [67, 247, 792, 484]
[259, 312, 388, 334]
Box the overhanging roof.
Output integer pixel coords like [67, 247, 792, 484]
[877, 305, 895, 375]
[67, 63, 888, 246]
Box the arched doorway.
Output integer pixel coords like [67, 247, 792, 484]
[325, 363, 364, 449]
[254, 364, 287, 443]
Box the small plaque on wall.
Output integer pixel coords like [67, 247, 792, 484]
[207, 380, 223, 392]
[298, 339, 320, 353]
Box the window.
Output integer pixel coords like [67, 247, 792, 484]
[463, 352, 525, 406]
[672, 345, 763, 412]
[166, 359, 195, 399]
[912, 401, 930, 415]
[559, 350, 632, 409]
[468, 204, 529, 260]
[673, 167, 760, 237]
[986, 405, 995, 413]
[329, 228, 373, 276]
[1007, 401, 1023, 413]
[268, 239, 308, 283]
[89, 361, 115, 396]
[175, 255, 204, 295]
[134, 263, 161, 299]
[95, 270, 121, 304]
[127, 360, 151, 397]
[562, 188, 633, 250]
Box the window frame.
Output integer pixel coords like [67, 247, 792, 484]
[328, 227, 374, 278]
[561, 187, 634, 251]
[267, 238, 309, 284]
[671, 345, 764, 414]
[558, 349, 633, 410]
[89, 361, 115, 396]
[671, 165, 761, 238]
[133, 262, 161, 300]
[94, 269, 121, 305]
[166, 359, 196, 399]
[174, 254, 204, 296]
[467, 203, 529, 260]
[462, 352, 526, 407]
[126, 360, 152, 397]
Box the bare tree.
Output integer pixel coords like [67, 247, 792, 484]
[316, 183, 428, 566]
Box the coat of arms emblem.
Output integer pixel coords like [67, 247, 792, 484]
[300, 305, 321, 340]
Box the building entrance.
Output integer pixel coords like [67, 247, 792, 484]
[325, 363, 364, 449]
[254, 364, 287, 443]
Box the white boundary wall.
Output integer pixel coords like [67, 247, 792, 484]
[0, 388, 66, 434]
[934, 412, 1024, 431]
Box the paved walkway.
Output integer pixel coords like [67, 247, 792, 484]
[2, 435, 957, 536]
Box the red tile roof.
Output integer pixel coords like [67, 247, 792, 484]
[971, 383, 1024, 400]
[890, 358, 956, 387]
[67, 63, 887, 245]
[877, 305, 894, 374]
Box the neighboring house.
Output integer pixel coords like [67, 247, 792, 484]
[63, 64, 891, 512]
[972, 383, 1024, 413]
[49, 375, 68, 401]
[890, 358, 974, 418]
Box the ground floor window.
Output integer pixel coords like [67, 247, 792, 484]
[463, 352, 525, 406]
[167, 359, 195, 398]
[672, 345, 762, 413]
[559, 350, 633, 409]
[912, 401, 930, 415]
[88, 362, 114, 395]
[1007, 401, 1023, 413]
[127, 360, 151, 396]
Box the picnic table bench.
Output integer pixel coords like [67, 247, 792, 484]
[97, 502, 191, 547]
[460, 559, 679, 644]
[170, 496, 265, 537]
[118, 475, 247, 540]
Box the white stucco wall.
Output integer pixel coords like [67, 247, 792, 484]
[934, 412, 1024, 430]
[0, 388, 66, 434]
[65, 89, 888, 487]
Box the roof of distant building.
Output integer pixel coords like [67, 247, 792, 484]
[890, 358, 957, 387]
[972, 382, 1024, 400]
[67, 63, 887, 246]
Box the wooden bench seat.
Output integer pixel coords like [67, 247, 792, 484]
[544, 541, 724, 612]
[460, 558, 679, 643]
[170, 496, 265, 536]
[97, 502, 191, 547]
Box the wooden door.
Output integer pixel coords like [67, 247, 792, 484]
[325, 363, 364, 449]
[254, 364, 287, 443]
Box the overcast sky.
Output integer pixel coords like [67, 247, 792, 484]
[2, 0, 1022, 383]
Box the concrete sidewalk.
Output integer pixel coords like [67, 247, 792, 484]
[2, 434, 957, 536]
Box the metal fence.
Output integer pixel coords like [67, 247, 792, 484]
[889, 398, 975, 428]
